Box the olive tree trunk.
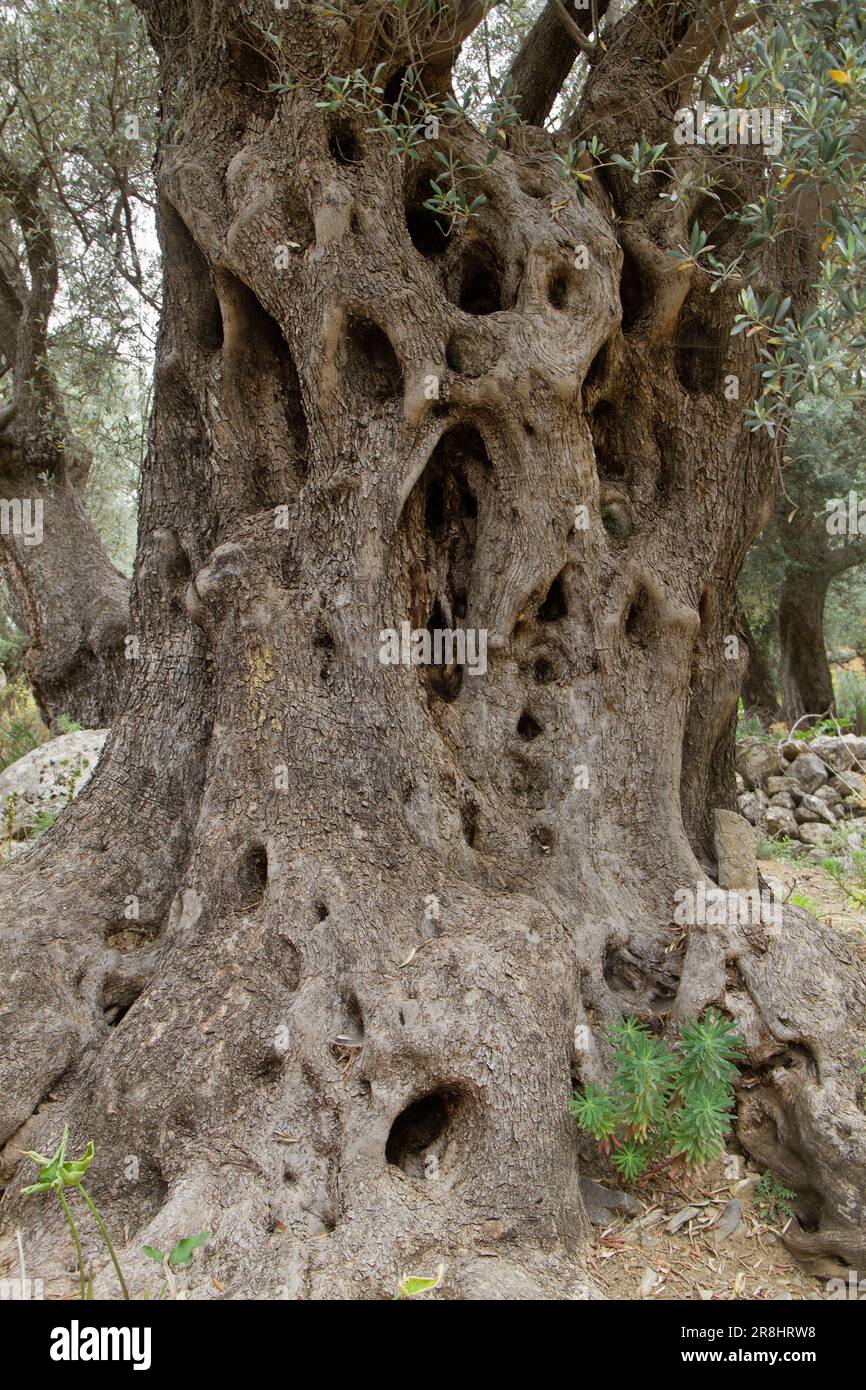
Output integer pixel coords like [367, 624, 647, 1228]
[740, 608, 780, 725]
[778, 569, 833, 726]
[0, 1, 864, 1299]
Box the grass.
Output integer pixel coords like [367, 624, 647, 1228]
[0, 676, 47, 772]
[834, 669, 866, 736]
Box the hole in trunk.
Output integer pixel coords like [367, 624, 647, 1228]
[235, 843, 268, 908]
[619, 247, 647, 333]
[590, 401, 624, 480]
[345, 317, 402, 400]
[406, 172, 450, 256]
[538, 572, 568, 622]
[547, 270, 572, 310]
[386, 1089, 461, 1179]
[531, 824, 555, 855]
[675, 299, 726, 394]
[332, 991, 365, 1057]
[314, 900, 329, 922]
[225, 29, 279, 118]
[383, 66, 409, 109]
[601, 502, 632, 540]
[534, 655, 557, 685]
[517, 710, 543, 741]
[161, 204, 223, 353]
[400, 425, 491, 705]
[314, 624, 336, 682]
[102, 997, 138, 1028]
[329, 119, 362, 165]
[425, 598, 464, 702]
[603, 942, 680, 1016]
[216, 273, 310, 488]
[624, 588, 654, 649]
[425, 477, 446, 532]
[460, 794, 480, 847]
[584, 343, 608, 396]
[456, 243, 504, 315]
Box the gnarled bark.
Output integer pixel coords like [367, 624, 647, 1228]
[0, 0, 864, 1300]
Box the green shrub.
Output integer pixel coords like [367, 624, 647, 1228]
[0, 676, 47, 772]
[834, 670, 866, 737]
[754, 1171, 797, 1223]
[571, 1010, 745, 1181]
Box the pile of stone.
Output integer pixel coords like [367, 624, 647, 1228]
[735, 734, 866, 850]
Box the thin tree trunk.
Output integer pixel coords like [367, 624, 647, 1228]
[0, 1, 864, 1298]
[779, 568, 833, 725]
[740, 607, 780, 724]
[0, 160, 130, 727]
[0, 463, 130, 727]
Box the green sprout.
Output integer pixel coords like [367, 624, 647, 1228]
[21, 1125, 129, 1300]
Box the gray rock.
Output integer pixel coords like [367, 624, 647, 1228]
[830, 770, 866, 802]
[714, 1198, 742, 1242]
[779, 777, 807, 799]
[795, 794, 837, 825]
[580, 1177, 638, 1226]
[768, 791, 796, 809]
[668, 1205, 701, 1233]
[0, 729, 108, 835]
[783, 751, 828, 793]
[780, 740, 801, 762]
[807, 735, 866, 772]
[714, 809, 758, 889]
[798, 823, 833, 847]
[765, 776, 790, 796]
[737, 790, 768, 826]
[735, 739, 787, 788]
[765, 806, 798, 839]
[814, 784, 843, 806]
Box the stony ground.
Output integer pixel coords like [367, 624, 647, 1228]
[585, 1157, 829, 1302]
[584, 852, 866, 1303]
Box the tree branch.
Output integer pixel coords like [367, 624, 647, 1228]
[0, 151, 61, 437]
[509, 0, 611, 125]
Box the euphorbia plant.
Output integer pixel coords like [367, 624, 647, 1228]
[21, 1124, 129, 1299]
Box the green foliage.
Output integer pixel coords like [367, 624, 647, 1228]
[21, 1125, 129, 1300]
[142, 1231, 210, 1267]
[754, 1171, 798, 1223]
[571, 1010, 746, 1179]
[755, 833, 800, 861]
[790, 890, 823, 914]
[0, 676, 47, 772]
[834, 670, 866, 736]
